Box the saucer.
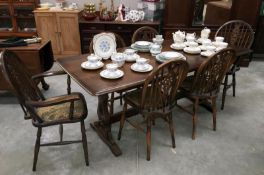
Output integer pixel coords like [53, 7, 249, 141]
[159, 51, 185, 60]
[197, 38, 211, 44]
[199, 45, 208, 51]
[201, 51, 215, 57]
[131, 44, 150, 52]
[156, 54, 186, 63]
[183, 47, 201, 54]
[125, 53, 140, 62]
[81, 61, 104, 70]
[131, 63, 153, 73]
[100, 69, 124, 79]
[170, 43, 186, 50]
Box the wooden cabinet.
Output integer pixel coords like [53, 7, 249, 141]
[163, 0, 262, 39]
[34, 10, 81, 57]
[0, 0, 39, 38]
[79, 18, 160, 54]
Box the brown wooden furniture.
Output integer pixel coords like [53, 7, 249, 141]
[131, 26, 159, 43]
[34, 10, 81, 58]
[163, 0, 262, 38]
[0, 41, 54, 91]
[0, 0, 39, 38]
[177, 48, 236, 139]
[56, 40, 209, 156]
[215, 20, 255, 109]
[204, 1, 232, 26]
[79, 18, 160, 54]
[0, 50, 89, 171]
[117, 60, 189, 160]
[253, 16, 264, 55]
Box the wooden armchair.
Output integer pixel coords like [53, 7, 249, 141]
[177, 49, 236, 139]
[117, 60, 189, 160]
[131, 26, 159, 43]
[0, 50, 89, 171]
[215, 20, 254, 109]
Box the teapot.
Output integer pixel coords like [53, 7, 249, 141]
[201, 27, 211, 39]
[172, 30, 185, 43]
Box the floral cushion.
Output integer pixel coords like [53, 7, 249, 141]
[36, 100, 84, 122]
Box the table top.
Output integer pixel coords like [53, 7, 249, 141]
[0, 41, 50, 51]
[56, 40, 206, 96]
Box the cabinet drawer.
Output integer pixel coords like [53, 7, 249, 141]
[79, 23, 104, 31]
[105, 25, 132, 31]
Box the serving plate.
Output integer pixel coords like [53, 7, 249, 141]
[100, 69, 124, 79]
[183, 47, 201, 54]
[170, 43, 186, 50]
[93, 33, 116, 60]
[131, 63, 153, 73]
[155, 54, 186, 63]
[131, 44, 150, 52]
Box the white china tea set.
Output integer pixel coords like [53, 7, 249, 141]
[171, 27, 229, 57]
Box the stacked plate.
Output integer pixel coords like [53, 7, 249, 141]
[131, 41, 152, 52]
[156, 51, 186, 63]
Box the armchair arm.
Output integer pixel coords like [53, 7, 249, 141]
[31, 70, 66, 81]
[26, 92, 83, 108]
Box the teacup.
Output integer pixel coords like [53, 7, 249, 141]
[135, 57, 149, 70]
[111, 52, 125, 67]
[55, 2, 63, 8]
[106, 63, 118, 77]
[215, 36, 224, 43]
[206, 46, 216, 54]
[188, 42, 198, 49]
[152, 38, 164, 45]
[218, 42, 228, 49]
[70, 2, 78, 9]
[87, 54, 101, 64]
[150, 43, 162, 56]
[124, 49, 137, 56]
[186, 33, 196, 41]
[155, 35, 163, 40]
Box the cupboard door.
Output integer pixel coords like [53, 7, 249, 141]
[164, 0, 193, 27]
[56, 13, 81, 55]
[34, 12, 60, 54]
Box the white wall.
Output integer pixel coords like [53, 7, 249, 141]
[40, 0, 141, 10]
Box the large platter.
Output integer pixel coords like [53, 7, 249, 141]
[155, 53, 186, 63]
[93, 33, 117, 60]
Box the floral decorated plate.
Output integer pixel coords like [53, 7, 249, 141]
[93, 33, 117, 60]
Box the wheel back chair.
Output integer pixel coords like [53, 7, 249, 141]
[90, 32, 126, 115]
[117, 59, 189, 161]
[177, 48, 236, 140]
[131, 26, 159, 43]
[0, 50, 89, 171]
[215, 20, 254, 109]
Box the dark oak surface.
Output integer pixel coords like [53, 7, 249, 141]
[57, 40, 204, 96]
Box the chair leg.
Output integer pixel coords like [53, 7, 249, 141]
[221, 75, 228, 110]
[192, 98, 199, 140]
[32, 127, 42, 171]
[67, 75, 71, 95]
[232, 72, 236, 97]
[146, 117, 152, 161]
[81, 121, 89, 166]
[59, 124, 63, 142]
[41, 78, 49, 91]
[118, 101, 127, 140]
[212, 97, 217, 131]
[119, 92, 123, 105]
[168, 113, 176, 148]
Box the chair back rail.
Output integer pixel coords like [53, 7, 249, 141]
[0, 50, 45, 104]
[132, 26, 159, 43]
[215, 20, 255, 49]
[141, 60, 189, 112]
[191, 48, 236, 96]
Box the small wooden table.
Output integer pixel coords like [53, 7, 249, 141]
[56, 40, 206, 156]
[0, 41, 54, 91]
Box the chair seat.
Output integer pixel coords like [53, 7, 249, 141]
[180, 76, 194, 92]
[36, 100, 85, 122]
[125, 88, 151, 108]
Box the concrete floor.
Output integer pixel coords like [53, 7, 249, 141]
[0, 60, 264, 175]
